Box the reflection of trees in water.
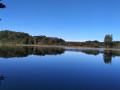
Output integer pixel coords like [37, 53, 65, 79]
[66, 49, 100, 55]
[33, 47, 65, 56]
[0, 46, 120, 64]
[81, 49, 120, 64]
[0, 75, 5, 86]
[103, 50, 112, 64]
[80, 50, 100, 55]
[66, 49, 120, 64]
[0, 46, 31, 58]
[103, 50, 120, 64]
[0, 46, 65, 58]
[83, 50, 120, 64]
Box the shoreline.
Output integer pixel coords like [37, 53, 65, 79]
[0, 44, 119, 50]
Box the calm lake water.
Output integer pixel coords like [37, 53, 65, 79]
[0, 46, 120, 90]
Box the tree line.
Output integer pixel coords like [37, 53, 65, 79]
[0, 30, 65, 45]
[0, 30, 120, 48]
[66, 34, 120, 48]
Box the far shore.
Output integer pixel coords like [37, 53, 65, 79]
[0, 44, 119, 50]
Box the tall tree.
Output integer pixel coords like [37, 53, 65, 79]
[104, 34, 113, 48]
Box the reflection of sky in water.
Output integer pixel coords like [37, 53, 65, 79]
[0, 47, 120, 90]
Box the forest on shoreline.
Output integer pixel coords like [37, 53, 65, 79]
[0, 30, 120, 49]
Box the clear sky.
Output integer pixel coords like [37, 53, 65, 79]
[0, 0, 120, 41]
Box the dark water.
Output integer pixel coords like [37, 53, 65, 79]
[0, 46, 120, 90]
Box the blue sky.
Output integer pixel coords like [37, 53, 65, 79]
[0, 0, 120, 41]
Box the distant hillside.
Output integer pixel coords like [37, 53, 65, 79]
[0, 30, 65, 45]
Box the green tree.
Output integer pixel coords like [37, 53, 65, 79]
[104, 34, 113, 48]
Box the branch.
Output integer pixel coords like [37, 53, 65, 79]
[0, 0, 6, 8]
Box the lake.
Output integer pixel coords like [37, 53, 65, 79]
[0, 46, 120, 90]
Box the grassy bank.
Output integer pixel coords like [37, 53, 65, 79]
[0, 43, 119, 50]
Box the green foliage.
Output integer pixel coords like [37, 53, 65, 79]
[0, 30, 31, 44]
[110, 41, 120, 48]
[0, 30, 65, 45]
[33, 36, 65, 45]
[104, 34, 113, 48]
[81, 40, 100, 48]
[65, 35, 120, 49]
[65, 40, 104, 48]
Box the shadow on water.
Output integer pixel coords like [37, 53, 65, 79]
[66, 48, 120, 64]
[0, 46, 120, 64]
[0, 46, 65, 58]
